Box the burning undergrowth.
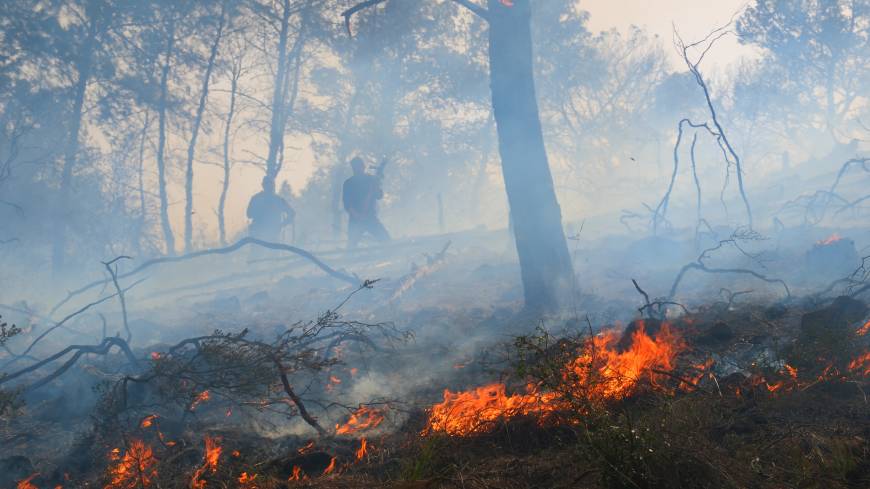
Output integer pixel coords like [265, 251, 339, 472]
[3, 288, 870, 488]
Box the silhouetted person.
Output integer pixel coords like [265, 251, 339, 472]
[247, 177, 294, 243]
[343, 157, 390, 248]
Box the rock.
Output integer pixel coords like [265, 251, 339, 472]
[617, 318, 663, 352]
[805, 236, 859, 279]
[800, 296, 867, 340]
[709, 321, 734, 342]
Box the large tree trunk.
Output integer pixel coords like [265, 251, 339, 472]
[184, 4, 226, 252]
[486, 0, 572, 312]
[156, 21, 177, 255]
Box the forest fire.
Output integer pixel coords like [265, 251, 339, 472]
[335, 406, 386, 435]
[190, 436, 222, 489]
[105, 440, 157, 489]
[849, 351, 870, 376]
[426, 322, 686, 436]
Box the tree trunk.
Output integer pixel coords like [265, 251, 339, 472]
[156, 20, 176, 255]
[486, 0, 572, 312]
[52, 24, 96, 274]
[264, 0, 293, 182]
[135, 111, 150, 255]
[218, 62, 240, 246]
[184, 4, 226, 252]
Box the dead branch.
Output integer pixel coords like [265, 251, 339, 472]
[51, 237, 358, 316]
[668, 234, 790, 301]
[103, 256, 132, 344]
[3, 278, 146, 370]
[674, 22, 753, 228]
[0, 336, 139, 392]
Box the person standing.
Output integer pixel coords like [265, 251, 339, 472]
[246, 177, 295, 243]
[342, 157, 390, 248]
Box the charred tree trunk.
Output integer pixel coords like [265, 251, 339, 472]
[156, 20, 177, 255]
[184, 4, 227, 252]
[486, 0, 572, 312]
[135, 112, 150, 255]
[218, 62, 240, 246]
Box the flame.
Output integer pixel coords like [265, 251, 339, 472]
[289, 466, 303, 481]
[329, 375, 342, 384]
[350, 367, 358, 376]
[857, 320, 870, 336]
[17, 473, 39, 489]
[298, 441, 315, 454]
[105, 440, 158, 489]
[849, 351, 870, 376]
[238, 472, 258, 488]
[355, 438, 368, 461]
[322, 457, 336, 476]
[140, 415, 157, 429]
[499, 0, 514, 6]
[190, 390, 210, 411]
[817, 233, 842, 245]
[425, 322, 686, 436]
[190, 436, 222, 489]
[335, 406, 386, 435]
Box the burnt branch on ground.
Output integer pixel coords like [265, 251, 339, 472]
[51, 237, 359, 316]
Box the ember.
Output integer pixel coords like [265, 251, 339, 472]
[817, 233, 842, 246]
[190, 390, 211, 410]
[322, 457, 337, 476]
[17, 473, 39, 489]
[335, 406, 386, 435]
[849, 351, 870, 376]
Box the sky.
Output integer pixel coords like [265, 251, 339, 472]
[582, 0, 758, 71]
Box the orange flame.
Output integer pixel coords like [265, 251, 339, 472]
[335, 406, 386, 435]
[289, 466, 303, 481]
[322, 457, 336, 476]
[857, 320, 870, 336]
[17, 473, 39, 489]
[817, 233, 842, 245]
[425, 322, 686, 436]
[355, 438, 368, 461]
[297, 441, 315, 454]
[190, 436, 222, 489]
[238, 472, 258, 488]
[140, 414, 157, 429]
[849, 351, 870, 376]
[190, 390, 210, 411]
[105, 440, 158, 489]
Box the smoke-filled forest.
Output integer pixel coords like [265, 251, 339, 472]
[1, 0, 869, 487]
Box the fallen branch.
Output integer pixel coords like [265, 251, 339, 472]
[0, 336, 139, 392]
[51, 237, 359, 315]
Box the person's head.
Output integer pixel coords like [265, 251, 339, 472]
[350, 156, 365, 175]
[262, 176, 275, 193]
